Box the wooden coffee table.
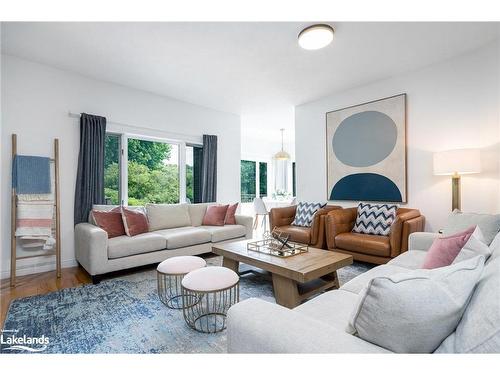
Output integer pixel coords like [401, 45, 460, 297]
[212, 239, 353, 308]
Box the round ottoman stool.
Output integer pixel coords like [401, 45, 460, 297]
[181, 266, 239, 333]
[157, 256, 207, 309]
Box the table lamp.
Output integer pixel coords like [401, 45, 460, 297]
[433, 148, 481, 211]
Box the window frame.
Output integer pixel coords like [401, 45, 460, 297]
[105, 131, 202, 206]
[240, 158, 269, 202]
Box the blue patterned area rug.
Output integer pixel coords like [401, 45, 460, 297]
[2, 257, 371, 354]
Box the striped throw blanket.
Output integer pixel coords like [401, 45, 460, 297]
[16, 194, 55, 249]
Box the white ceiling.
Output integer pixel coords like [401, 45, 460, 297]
[2, 22, 499, 117]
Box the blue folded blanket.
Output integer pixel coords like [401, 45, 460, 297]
[12, 155, 51, 194]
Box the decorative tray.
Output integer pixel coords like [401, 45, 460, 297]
[247, 228, 309, 258]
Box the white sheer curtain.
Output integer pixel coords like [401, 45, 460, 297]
[274, 159, 289, 193]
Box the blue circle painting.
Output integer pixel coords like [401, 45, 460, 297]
[332, 111, 397, 167]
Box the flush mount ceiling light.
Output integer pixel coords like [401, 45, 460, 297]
[298, 24, 334, 50]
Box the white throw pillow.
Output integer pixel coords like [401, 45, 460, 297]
[452, 226, 491, 264]
[346, 256, 485, 353]
[145, 203, 191, 231]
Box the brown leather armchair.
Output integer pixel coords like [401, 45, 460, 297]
[325, 207, 425, 264]
[269, 205, 341, 249]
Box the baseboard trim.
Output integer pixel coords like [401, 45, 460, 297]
[0, 259, 78, 280]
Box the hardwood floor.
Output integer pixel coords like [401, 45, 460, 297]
[0, 266, 91, 327]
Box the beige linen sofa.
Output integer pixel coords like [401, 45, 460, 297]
[227, 227, 500, 353]
[75, 203, 253, 282]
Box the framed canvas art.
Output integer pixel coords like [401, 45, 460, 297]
[326, 94, 407, 203]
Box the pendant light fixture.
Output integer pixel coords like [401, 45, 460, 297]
[274, 128, 290, 160]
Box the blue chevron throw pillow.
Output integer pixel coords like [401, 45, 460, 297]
[352, 202, 398, 236]
[292, 201, 327, 227]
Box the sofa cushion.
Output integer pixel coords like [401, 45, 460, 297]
[435, 256, 500, 353]
[442, 210, 500, 245]
[107, 232, 166, 259]
[387, 250, 427, 269]
[155, 227, 212, 249]
[293, 289, 359, 331]
[340, 264, 409, 294]
[201, 225, 247, 243]
[488, 231, 500, 263]
[188, 203, 211, 227]
[276, 225, 311, 244]
[146, 203, 191, 231]
[335, 232, 390, 257]
[347, 256, 485, 353]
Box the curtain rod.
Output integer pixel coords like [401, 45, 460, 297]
[67, 111, 202, 143]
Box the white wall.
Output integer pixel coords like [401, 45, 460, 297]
[1, 54, 241, 278]
[296, 41, 500, 232]
[240, 108, 295, 217]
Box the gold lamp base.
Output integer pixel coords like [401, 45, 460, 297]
[452, 174, 461, 211]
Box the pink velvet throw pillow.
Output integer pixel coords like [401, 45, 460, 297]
[421, 226, 476, 269]
[202, 205, 229, 226]
[122, 207, 149, 236]
[224, 203, 239, 225]
[92, 207, 126, 238]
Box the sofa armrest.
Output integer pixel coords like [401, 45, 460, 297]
[74, 223, 109, 276]
[408, 232, 440, 252]
[235, 214, 253, 239]
[227, 298, 389, 353]
[389, 209, 422, 257]
[325, 207, 357, 250]
[309, 205, 342, 248]
[269, 206, 297, 230]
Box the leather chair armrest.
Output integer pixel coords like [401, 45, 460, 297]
[401, 216, 426, 252]
[269, 205, 297, 230]
[389, 209, 422, 257]
[309, 205, 342, 248]
[325, 207, 357, 250]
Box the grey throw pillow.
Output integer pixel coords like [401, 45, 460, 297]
[442, 210, 500, 245]
[346, 256, 485, 353]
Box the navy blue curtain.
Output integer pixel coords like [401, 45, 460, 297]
[200, 135, 217, 203]
[74, 113, 107, 225]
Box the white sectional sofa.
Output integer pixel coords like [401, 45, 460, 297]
[227, 230, 500, 353]
[75, 203, 253, 282]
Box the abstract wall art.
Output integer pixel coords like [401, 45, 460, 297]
[326, 94, 407, 202]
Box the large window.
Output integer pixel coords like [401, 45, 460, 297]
[240, 160, 267, 202]
[104, 133, 201, 206]
[127, 138, 179, 205]
[259, 162, 267, 197]
[104, 134, 121, 205]
[240, 160, 256, 203]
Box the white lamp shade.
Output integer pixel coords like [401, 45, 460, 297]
[433, 149, 481, 176]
